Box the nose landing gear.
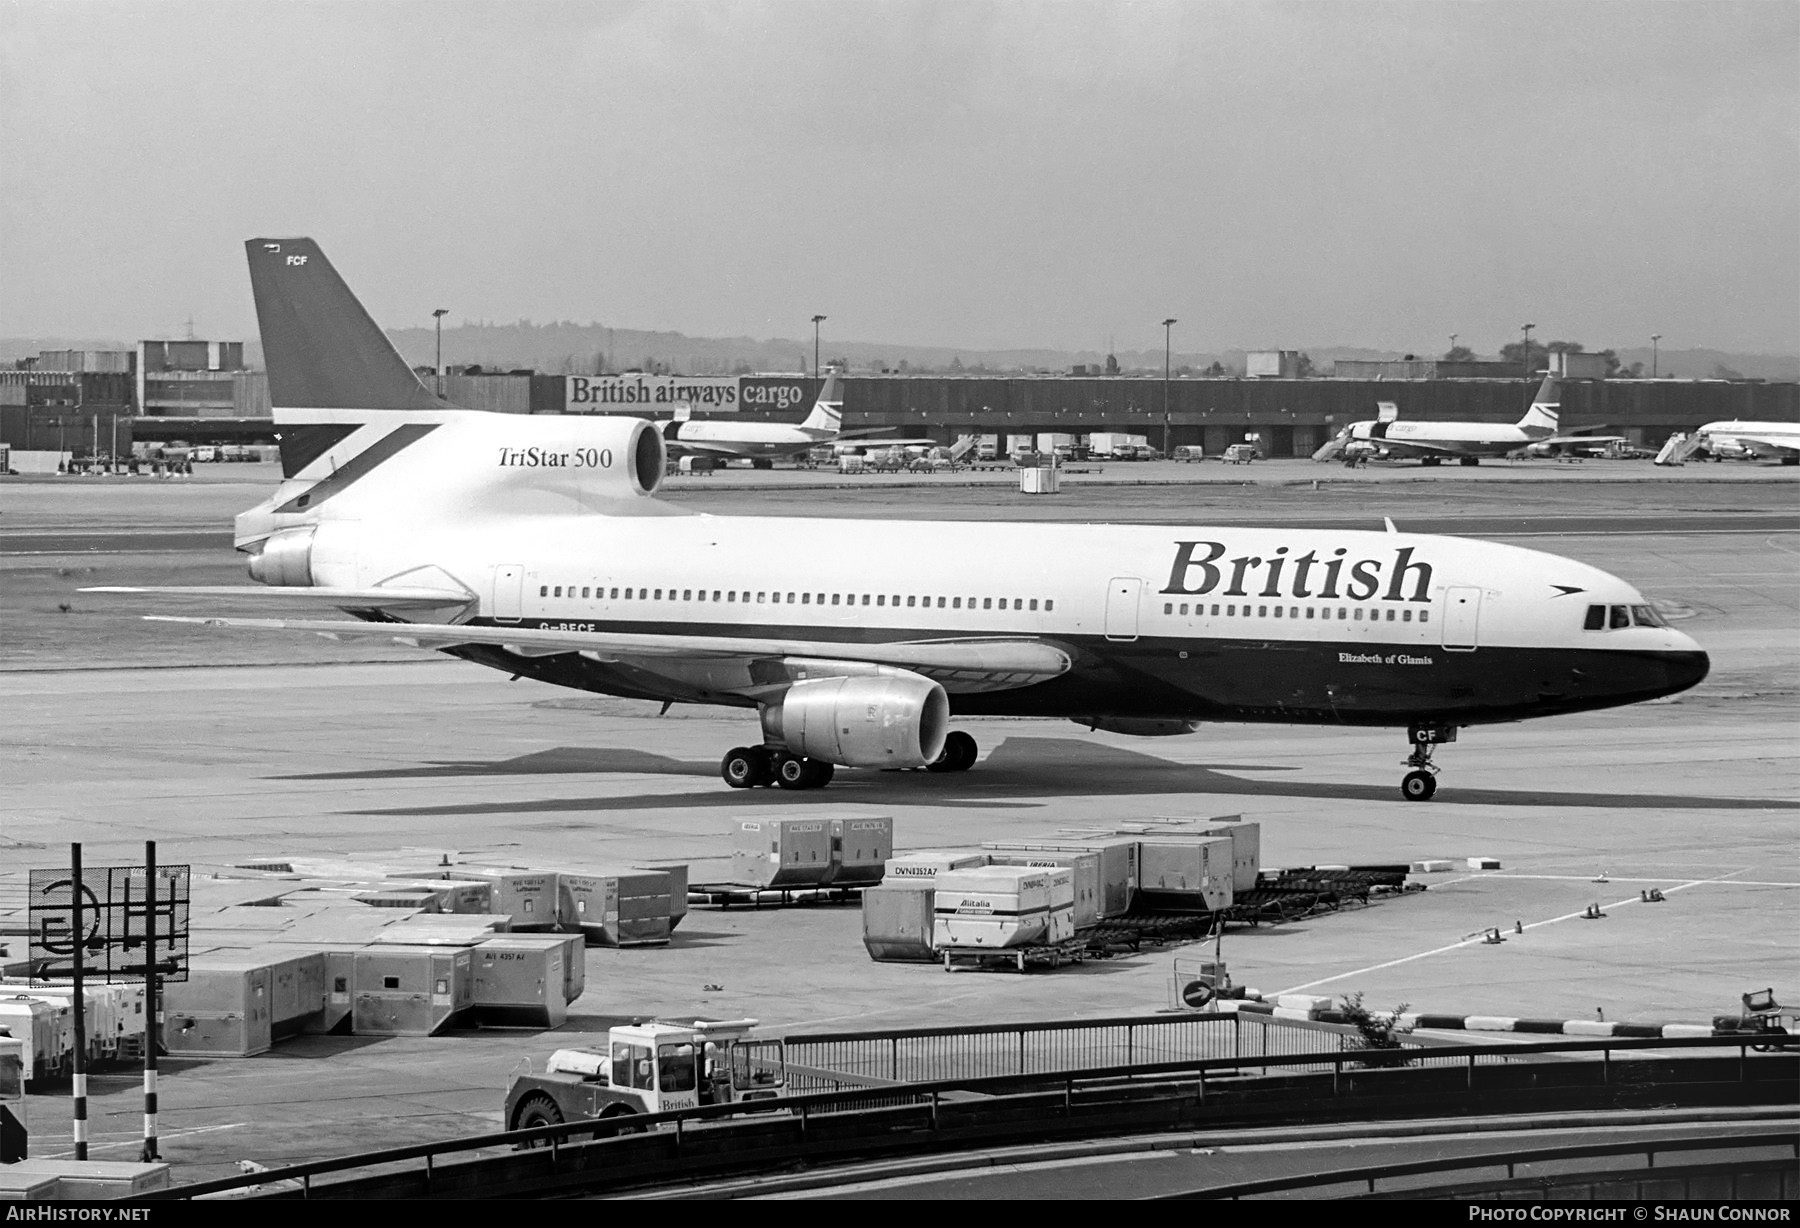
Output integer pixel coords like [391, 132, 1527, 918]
[1401, 723, 1459, 801]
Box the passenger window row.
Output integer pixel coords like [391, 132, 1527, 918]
[1584, 603, 1664, 631]
[538, 584, 1054, 613]
[1162, 601, 1428, 624]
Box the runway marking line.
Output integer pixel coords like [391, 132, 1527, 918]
[1275, 868, 1755, 997]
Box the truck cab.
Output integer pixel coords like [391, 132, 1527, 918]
[506, 1018, 784, 1136]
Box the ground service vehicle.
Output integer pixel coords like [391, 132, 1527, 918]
[1222, 443, 1258, 464]
[506, 1019, 784, 1137]
[1173, 445, 1206, 463]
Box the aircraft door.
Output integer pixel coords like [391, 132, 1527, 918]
[493, 564, 524, 623]
[1441, 586, 1481, 651]
[1104, 577, 1143, 642]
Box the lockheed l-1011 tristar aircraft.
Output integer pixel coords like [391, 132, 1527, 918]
[1313, 377, 1622, 465]
[91, 239, 1710, 801]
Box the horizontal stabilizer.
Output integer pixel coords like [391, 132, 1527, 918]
[86, 585, 472, 608]
[146, 617, 1072, 686]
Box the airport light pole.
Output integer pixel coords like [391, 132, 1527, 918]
[811, 314, 827, 377]
[1448, 333, 1457, 355]
[1162, 318, 1177, 457]
[433, 308, 449, 397]
[1651, 334, 1662, 379]
[1520, 323, 1535, 379]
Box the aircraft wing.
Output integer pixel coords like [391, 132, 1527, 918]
[146, 616, 1073, 693]
[834, 437, 940, 452]
[84, 585, 473, 609]
[1353, 438, 1462, 458]
[663, 438, 787, 457]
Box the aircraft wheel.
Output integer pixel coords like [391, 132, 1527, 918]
[752, 458, 773, 470]
[721, 746, 772, 789]
[1459, 457, 1480, 466]
[944, 730, 978, 772]
[775, 754, 832, 790]
[512, 1094, 564, 1147]
[1401, 770, 1437, 802]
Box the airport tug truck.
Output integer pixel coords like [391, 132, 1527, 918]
[505, 1018, 784, 1140]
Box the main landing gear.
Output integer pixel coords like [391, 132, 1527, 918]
[718, 731, 980, 791]
[721, 746, 834, 790]
[1401, 723, 1459, 802]
[926, 731, 979, 774]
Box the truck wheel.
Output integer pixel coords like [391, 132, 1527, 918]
[513, 1094, 564, 1147]
[599, 1105, 645, 1135]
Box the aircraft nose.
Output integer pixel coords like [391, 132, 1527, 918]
[1660, 645, 1710, 696]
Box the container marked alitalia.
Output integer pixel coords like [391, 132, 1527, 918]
[90, 239, 1710, 801]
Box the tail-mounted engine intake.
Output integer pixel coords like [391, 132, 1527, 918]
[248, 527, 316, 586]
[772, 674, 949, 768]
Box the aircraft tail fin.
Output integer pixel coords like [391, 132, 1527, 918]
[246, 238, 445, 416]
[800, 370, 844, 433]
[1517, 376, 1561, 433]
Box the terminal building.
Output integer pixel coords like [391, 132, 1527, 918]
[5, 341, 1798, 462]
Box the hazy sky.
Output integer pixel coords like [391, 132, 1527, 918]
[3, 0, 1796, 356]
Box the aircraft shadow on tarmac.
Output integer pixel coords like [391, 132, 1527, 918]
[321, 737, 1796, 817]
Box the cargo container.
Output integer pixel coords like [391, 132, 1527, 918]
[1133, 820, 1260, 894]
[646, 863, 688, 931]
[0, 996, 69, 1081]
[381, 878, 497, 915]
[470, 936, 569, 1027]
[304, 950, 356, 1035]
[351, 887, 441, 912]
[350, 945, 473, 1036]
[367, 914, 507, 947]
[557, 869, 673, 946]
[861, 882, 937, 962]
[161, 957, 274, 1058]
[933, 866, 1076, 950]
[983, 850, 1101, 930]
[456, 868, 557, 930]
[882, 849, 991, 883]
[1135, 836, 1233, 912]
[982, 837, 1138, 917]
[731, 817, 832, 888]
[821, 816, 894, 886]
[1019, 465, 1060, 494]
[223, 947, 326, 1038]
[6, 983, 146, 1061]
[1195, 822, 1260, 894]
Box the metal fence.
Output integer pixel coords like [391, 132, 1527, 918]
[779, 1009, 1435, 1091]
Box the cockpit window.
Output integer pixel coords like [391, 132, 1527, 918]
[1586, 602, 1666, 632]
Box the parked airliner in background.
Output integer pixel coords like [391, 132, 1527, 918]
[1313, 377, 1620, 466]
[1655, 421, 1800, 466]
[659, 370, 914, 467]
[90, 239, 1709, 801]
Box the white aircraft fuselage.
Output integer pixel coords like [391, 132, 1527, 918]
[100, 238, 1710, 801]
